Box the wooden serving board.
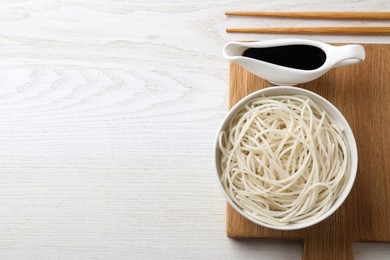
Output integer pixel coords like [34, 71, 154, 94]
[227, 44, 390, 260]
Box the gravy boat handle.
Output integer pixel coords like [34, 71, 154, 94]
[331, 45, 366, 68]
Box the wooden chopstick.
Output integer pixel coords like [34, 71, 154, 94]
[226, 27, 390, 35]
[225, 11, 390, 20]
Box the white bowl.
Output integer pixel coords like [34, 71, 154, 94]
[214, 86, 358, 230]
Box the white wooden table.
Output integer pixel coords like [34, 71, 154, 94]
[0, 1, 389, 259]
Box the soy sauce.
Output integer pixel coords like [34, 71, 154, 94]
[242, 45, 326, 70]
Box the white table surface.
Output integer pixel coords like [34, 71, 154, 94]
[0, 1, 390, 259]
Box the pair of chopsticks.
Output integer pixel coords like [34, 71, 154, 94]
[226, 12, 390, 35]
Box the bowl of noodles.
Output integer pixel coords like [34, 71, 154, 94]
[214, 86, 358, 230]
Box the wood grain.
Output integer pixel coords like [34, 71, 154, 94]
[0, 0, 389, 259]
[227, 44, 390, 259]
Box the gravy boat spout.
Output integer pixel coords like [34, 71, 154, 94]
[223, 39, 365, 85]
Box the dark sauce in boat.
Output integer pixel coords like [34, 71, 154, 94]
[242, 45, 327, 70]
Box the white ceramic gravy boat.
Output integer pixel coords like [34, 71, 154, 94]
[223, 39, 365, 85]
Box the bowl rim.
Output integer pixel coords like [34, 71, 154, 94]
[213, 86, 358, 230]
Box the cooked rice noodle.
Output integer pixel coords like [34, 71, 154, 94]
[218, 95, 350, 226]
